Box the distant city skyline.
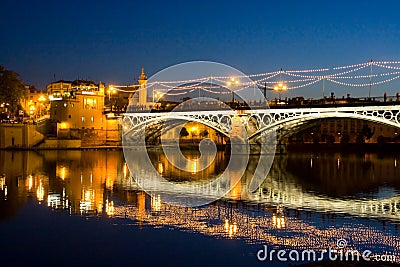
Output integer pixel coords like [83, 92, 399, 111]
[2, 0, 400, 97]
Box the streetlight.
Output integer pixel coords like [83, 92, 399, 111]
[273, 81, 287, 101]
[153, 90, 165, 102]
[108, 85, 116, 101]
[226, 77, 239, 103]
[38, 94, 47, 116]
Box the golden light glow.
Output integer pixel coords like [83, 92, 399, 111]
[83, 189, 95, 202]
[224, 219, 238, 237]
[59, 122, 69, 129]
[36, 180, 44, 202]
[272, 215, 286, 229]
[151, 195, 162, 212]
[157, 162, 164, 174]
[38, 95, 47, 102]
[123, 163, 128, 178]
[27, 175, 33, 190]
[106, 177, 114, 190]
[226, 77, 239, 87]
[0, 176, 5, 191]
[105, 199, 115, 216]
[274, 81, 287, 91]
[57, 166, 67, 180]
[191, 160, 197, 173]
[108, 85, 115, 93]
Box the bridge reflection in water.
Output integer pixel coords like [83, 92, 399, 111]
[0, 150, 399, 260]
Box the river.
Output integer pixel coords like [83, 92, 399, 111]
[0, 149, 399, 266]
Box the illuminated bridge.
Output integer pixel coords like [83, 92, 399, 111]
[121, 104, 400, 143]
[117, 60, 400, 147]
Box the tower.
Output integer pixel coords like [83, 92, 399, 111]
[138, 67, 147, 106]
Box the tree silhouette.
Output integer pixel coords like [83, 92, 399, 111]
[200, 129, 209, 138]
[0, 66, 26, 113]
[179, 127, 189, 138]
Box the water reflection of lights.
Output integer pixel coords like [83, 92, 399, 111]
[157, 162, 164, 174]
[36, 180, 44, 202]
[112, 201, 400, 263]
[27, 175, 33, 191]
[272, 206, 286, 229]
[105, 199, 114, 216]
[191, 160, 197, 174]
[56, 165, 69, 180]
[0, 176, 5, 191]
[47, 191, 69, 210]
[2, 151, 399, 263]
[123, 163, 129, 178]
[272, 215, 286, 229]
[47, 193, 61, 208]
[80, 189, 96, 213]
[151, 195, 162, 211]
[1, 175, 8, 199]
[224, 219, 238, 238]
[105, 178, 114, 190]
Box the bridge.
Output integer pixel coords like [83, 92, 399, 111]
[121, 104, 400, 144]
[118, 60, 400, 145]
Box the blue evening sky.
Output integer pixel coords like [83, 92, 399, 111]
[1, 0, 400, 95]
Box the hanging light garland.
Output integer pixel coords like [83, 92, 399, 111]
[109, 60, 400, 93]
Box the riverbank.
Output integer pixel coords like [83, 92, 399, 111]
[2, 142, 400, 153]
[287, 143, 400, 153]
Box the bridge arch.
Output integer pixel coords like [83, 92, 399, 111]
[122, 113, 233, 140]
[248, 110, 400, 140]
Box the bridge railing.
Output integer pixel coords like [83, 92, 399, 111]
[124, 95, 400, 113]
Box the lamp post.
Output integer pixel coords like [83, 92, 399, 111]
[38, 94, 47, 116]
[153, 90, 164, 102]
[108, 85, 116, 101]
[273, 81, 287, 101]
[227, 77, 239, 104]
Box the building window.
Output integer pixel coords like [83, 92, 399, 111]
[82, 116, 85, 122]
[63, 103, 68, 107]
[84, 98, 97, 109]
[68, 115, 71, 119]
[91, 116, 94, 122]
[71, 103, 74, 107]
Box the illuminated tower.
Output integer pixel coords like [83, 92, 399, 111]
[138, 67, 147, 106]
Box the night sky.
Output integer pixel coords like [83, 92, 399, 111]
[2, 0, 400, 92]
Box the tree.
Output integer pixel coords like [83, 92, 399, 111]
[179, 127, 189, 138]
[199, 129, 209, 138]
[0, 66, 26, 113]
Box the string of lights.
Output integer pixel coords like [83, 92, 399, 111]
[327, 75, 400, 87]
[109, 61, 400, 93]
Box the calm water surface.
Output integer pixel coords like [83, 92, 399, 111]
[0, 150, 399, 266]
